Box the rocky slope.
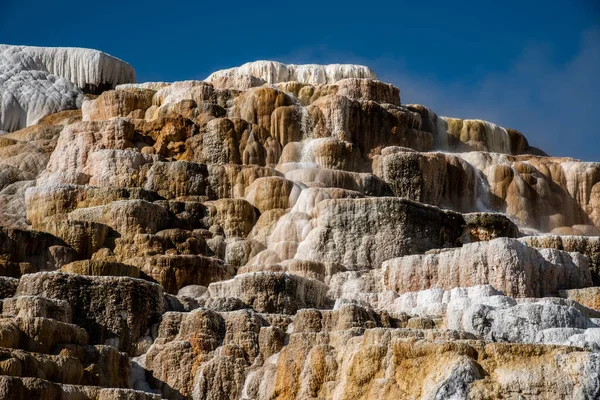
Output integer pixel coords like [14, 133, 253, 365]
[0, 46, 599, 399]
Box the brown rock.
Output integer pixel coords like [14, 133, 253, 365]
[83, 89, 155, 121]
[16, 272, 165, 354]
[126, 254, 231, 294]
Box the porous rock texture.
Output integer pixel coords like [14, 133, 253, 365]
[0, 46, 599, 399]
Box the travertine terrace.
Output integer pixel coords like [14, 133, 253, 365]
[0, 46, 599, 399]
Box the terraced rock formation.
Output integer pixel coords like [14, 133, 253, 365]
[0, 46, 599, 399]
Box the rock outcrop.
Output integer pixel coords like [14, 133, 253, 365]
[205, 60, 376, 85]
[382, 237, 592, 297]
[0, 47, 599, 399]
[0, 45, 135, 132]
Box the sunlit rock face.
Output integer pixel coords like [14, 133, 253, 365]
[372, 147, 600, 233]
[0, 45, 135, 132]
[294, 197, 467, 268]
[382, 238, 592, 297]
[373, 148, 479, 212]
[205, 60, 376, 85]
[436, 117, 535, 155]
[1, 50, 600, 399]
[461, 152, 600, 233]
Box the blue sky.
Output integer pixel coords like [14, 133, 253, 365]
[1, 0, 599, 161]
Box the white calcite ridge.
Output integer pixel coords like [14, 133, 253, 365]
[206, 60, 376, 84]
[0, 44, 135, 132]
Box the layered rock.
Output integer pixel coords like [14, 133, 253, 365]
[16, 272, 165, 354]
[382, 237, 592, 298]
[372, 147, 600, 234]
[1, 52, 600, 399]
[205, 61, 376, 85]
[373, 148, 479, 212]
[206, 272, 329, 314]
[0, 227, 76, 277]
[0, 44, 135, 132]
[295, 197, 484, 268]
[521, 235, 600, 283]
[435, 116, 536, 155]
[461, 152, 600, 233]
